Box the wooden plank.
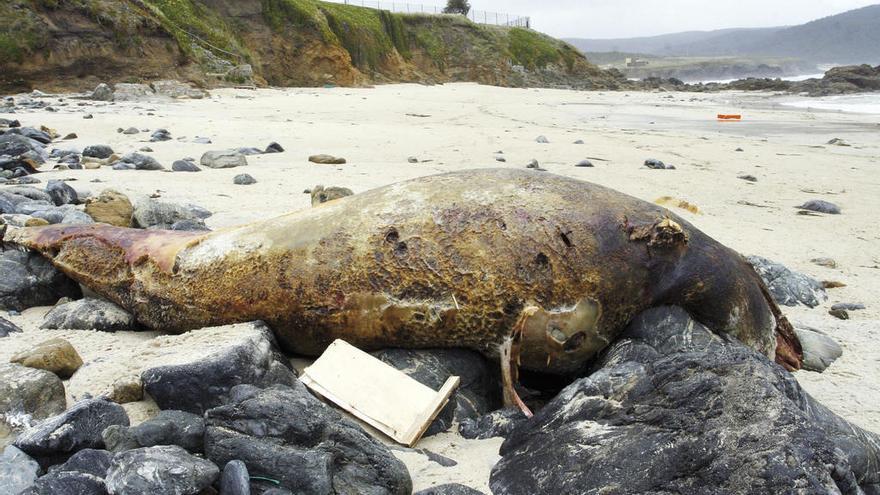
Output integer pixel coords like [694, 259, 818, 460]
[301, 339, 460, 446]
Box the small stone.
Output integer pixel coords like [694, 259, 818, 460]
[644, 158, 673, 170]
[795, 327, 843, 372]
[831, 302, 865, 311]
[139, 147, 153, 153]
[526, 159, 540, 169]
[811, 257, 838, 268]
[459, 408, 527, 440]
[192, 137, 212, 144]
[308, 154, 346, 165]
[408, 156, 419, 163]
[11, 338, 84, 379]
[84, 189, 133, 227]
[265, 142, 284, 153]
[310, 185, 354, 206]
[105, 445, 219, 495]
[41, 297, 135, 332]
[233, 174, 256, 185]
[220, 460, 250, 495]
[535, 136, 549, 143]
[83, 145, 114, 159]
[201, 150, 248, 169]
[575, 160, 594, 168]
[108, 375, 144, 405]
[738, 174, 758, 182]
[1, 316, 23, 337]
[63, 133, 77, 140]
[494, 155, 506, 162]
[45, 180, 78, 206]
[149, 129, 172, 142]
[122, 127, 139, 135]
[822, 280, 847, 289]
[573, 140, 585, 144]
[170, 160, 199, 172]
[735, 147, 744, 152]
[797, 200, 841, 215]
[115, 152, 163, 171]
[829, 309, 850, 320]
[83, 114, 93, 119]
[827, 138, 850, 146]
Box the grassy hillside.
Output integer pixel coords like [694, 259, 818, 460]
[0, 0, 623, 92]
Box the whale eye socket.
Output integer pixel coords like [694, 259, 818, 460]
[563, 332, 586, 352]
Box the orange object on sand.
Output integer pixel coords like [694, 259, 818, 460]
[717, 114, 742, 120]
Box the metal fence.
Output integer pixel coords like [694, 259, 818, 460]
[320, 1, 531, 28]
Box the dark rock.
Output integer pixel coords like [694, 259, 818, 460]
[63, 133, 77, 140]
[0, 134, 47, 163]
[575, 159, 593, 167]
[105, 445, 218, 495]
[310, 185, 354, 206]
[573, 140, 584, 144]
[0, 248, 82, 311]
[373, 349, 499, 436]
[201, 150, 248, 169]
[535, 136, 549, 143]
[0, 363, 66, 433]
[220, 460, 250, 495]
[525, 159, 541, 170]
[415, 484, 486, 495]
[644, 158, 675, 169]
[830, 308, 850, 320]
[1, 315, 23, 337]
[82, 145, 114, 159]
[115, 152, 163, 171]
[832, 302, 865, 311]
[747, 255, 827, 307]
[41, 298, 135, 332]
[14, 398, 129, 468]
[90, 84, 114, 102]
[408, 156, 420, 163]
[8, 127, 53, 145]
[172, 160, 201, 172]
[170, 218, 211, 231]
[0, 118, 22, 128]
[0, 446, 41, 495]
[149, 129, 172, 142]
[204, 383, 412, 495]
[798, 199, 841, 215]
[121, 127, 139, 135]
[26, 470, 107, 495]
[132, 199, 211, 230]
[459, 408, 527, 440]
[265, 142, 284, 153]
[141, 321, 296, 414]
[738, 174, 758, 182]
[236, 147, 263, 156]
[48, 448, 113, 478]
[490, 306, 880, 495]
[45, 179, 78, 206]
[795, 327, 843, 372]
[104, 410, 205, 454]
[83, 114, 93, 119]
[233, 174, 256, 185]
[494, 155, 506, 162]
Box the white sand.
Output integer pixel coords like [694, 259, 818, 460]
[2, 83, 879, 487]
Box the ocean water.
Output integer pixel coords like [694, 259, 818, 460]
[697, 73, 826, 85]
[782, 94, 880, 114]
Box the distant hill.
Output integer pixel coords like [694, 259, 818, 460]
[567, 4, 880, 64]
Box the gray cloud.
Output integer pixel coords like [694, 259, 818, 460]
[468, 0, 879, 38]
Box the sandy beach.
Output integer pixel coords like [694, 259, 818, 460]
[2, 83, 879, 491]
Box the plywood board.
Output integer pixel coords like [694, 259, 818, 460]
[301, 339, 460, 447]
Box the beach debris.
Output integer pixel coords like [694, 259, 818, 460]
[747, 255, 827, 307]
[644, 158, 675, 169]
[11, 338, 84, 379]
[301, 340, 460, 446]
[831, 302, 865, 311]
[310, 185, 353, 206]
[106, 445, 219, 495]
[308, 154, 346, 165]
[233, 173, 257, 185]
[822, 280, 847, 289]
[41, 297, 135, 332]
[171, 160, 200, 172]
[829, 309, 850, 320]
[575, 159, 594, 167]
[717, 114, 742, 120]
[812, 257, 838, 268]
[738, 174, 758, 182]
[200, 150, 248, 169]
[655, 196, 700, 214]
[797, 199, 841, 215]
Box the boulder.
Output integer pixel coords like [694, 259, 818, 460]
[0, 364, 66, 433]
[28, 205, 94, 225]
[0, 134, 47, 164]
[796, 327, 843, 372]
[105, 445, 219, 495]
[24, 471, 107, 495]
[83, 145, 114, 160]
[131, 199, 211, 230]
[90, 84, 114, 102]
[112, 83, 154, 102]
[747, 255, 827, 307]
[171, 160, 200, 172]
[225, 65, 254, 84]
[169, 218, 210, 231]
[0, 446, 41, 495]
[150, 80, 207, 100]
[45, 180, 78, 206]
[84, 189, 133, 227]
[48, 448, 113, 478]
[308, 154, 346, 165]
[114, 152, 163, 171]
[204, 383, 412, 494]
[645, 158, 675, 169]
[310, 185, 354, 206]
[1, 316, 22, 337]
[459, 408, 527, 440]
[141, 322, 296, 414]
[103, 410, 205, 454]
[14, 398, 129, 467]
[490, 306, 880, 495]
[220, 460, 250, 495]
[415, 484, 486, 495]
[200, 150, 247, 169]
[41, 298, 135, 332]
[373, 349, 499, 436]
[10, 338, 83, 379]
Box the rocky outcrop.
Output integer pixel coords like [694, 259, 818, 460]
[490, 306, 880, 495]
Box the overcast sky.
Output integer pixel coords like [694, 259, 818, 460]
[469, 0, 880, 39]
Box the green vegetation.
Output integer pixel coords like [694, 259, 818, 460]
[319, 3, 410, 69]
[262, 0, 333, 41]
[0, 1, 49, 63]
[140, 0, 251, 63]
[508, 27, 563, 70]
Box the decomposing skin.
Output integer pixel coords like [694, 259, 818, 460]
[2, 169, 801, 413]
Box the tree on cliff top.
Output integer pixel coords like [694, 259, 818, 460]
[443, 0, 471, 15]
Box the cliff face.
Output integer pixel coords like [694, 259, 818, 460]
[0, 0, 624, 92]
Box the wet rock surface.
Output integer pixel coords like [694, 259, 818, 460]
[490, 306, 880, 495]
[105, 445, 219, 495]
[748, 255, 827, 307]
[0, 364, 66, 433]
[0, 248, 82, 311]
[103, 410, 205, 454]
[205, 383, 412, 495]
[373, 349, 499, 436]
[41, 298, 136, 332]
